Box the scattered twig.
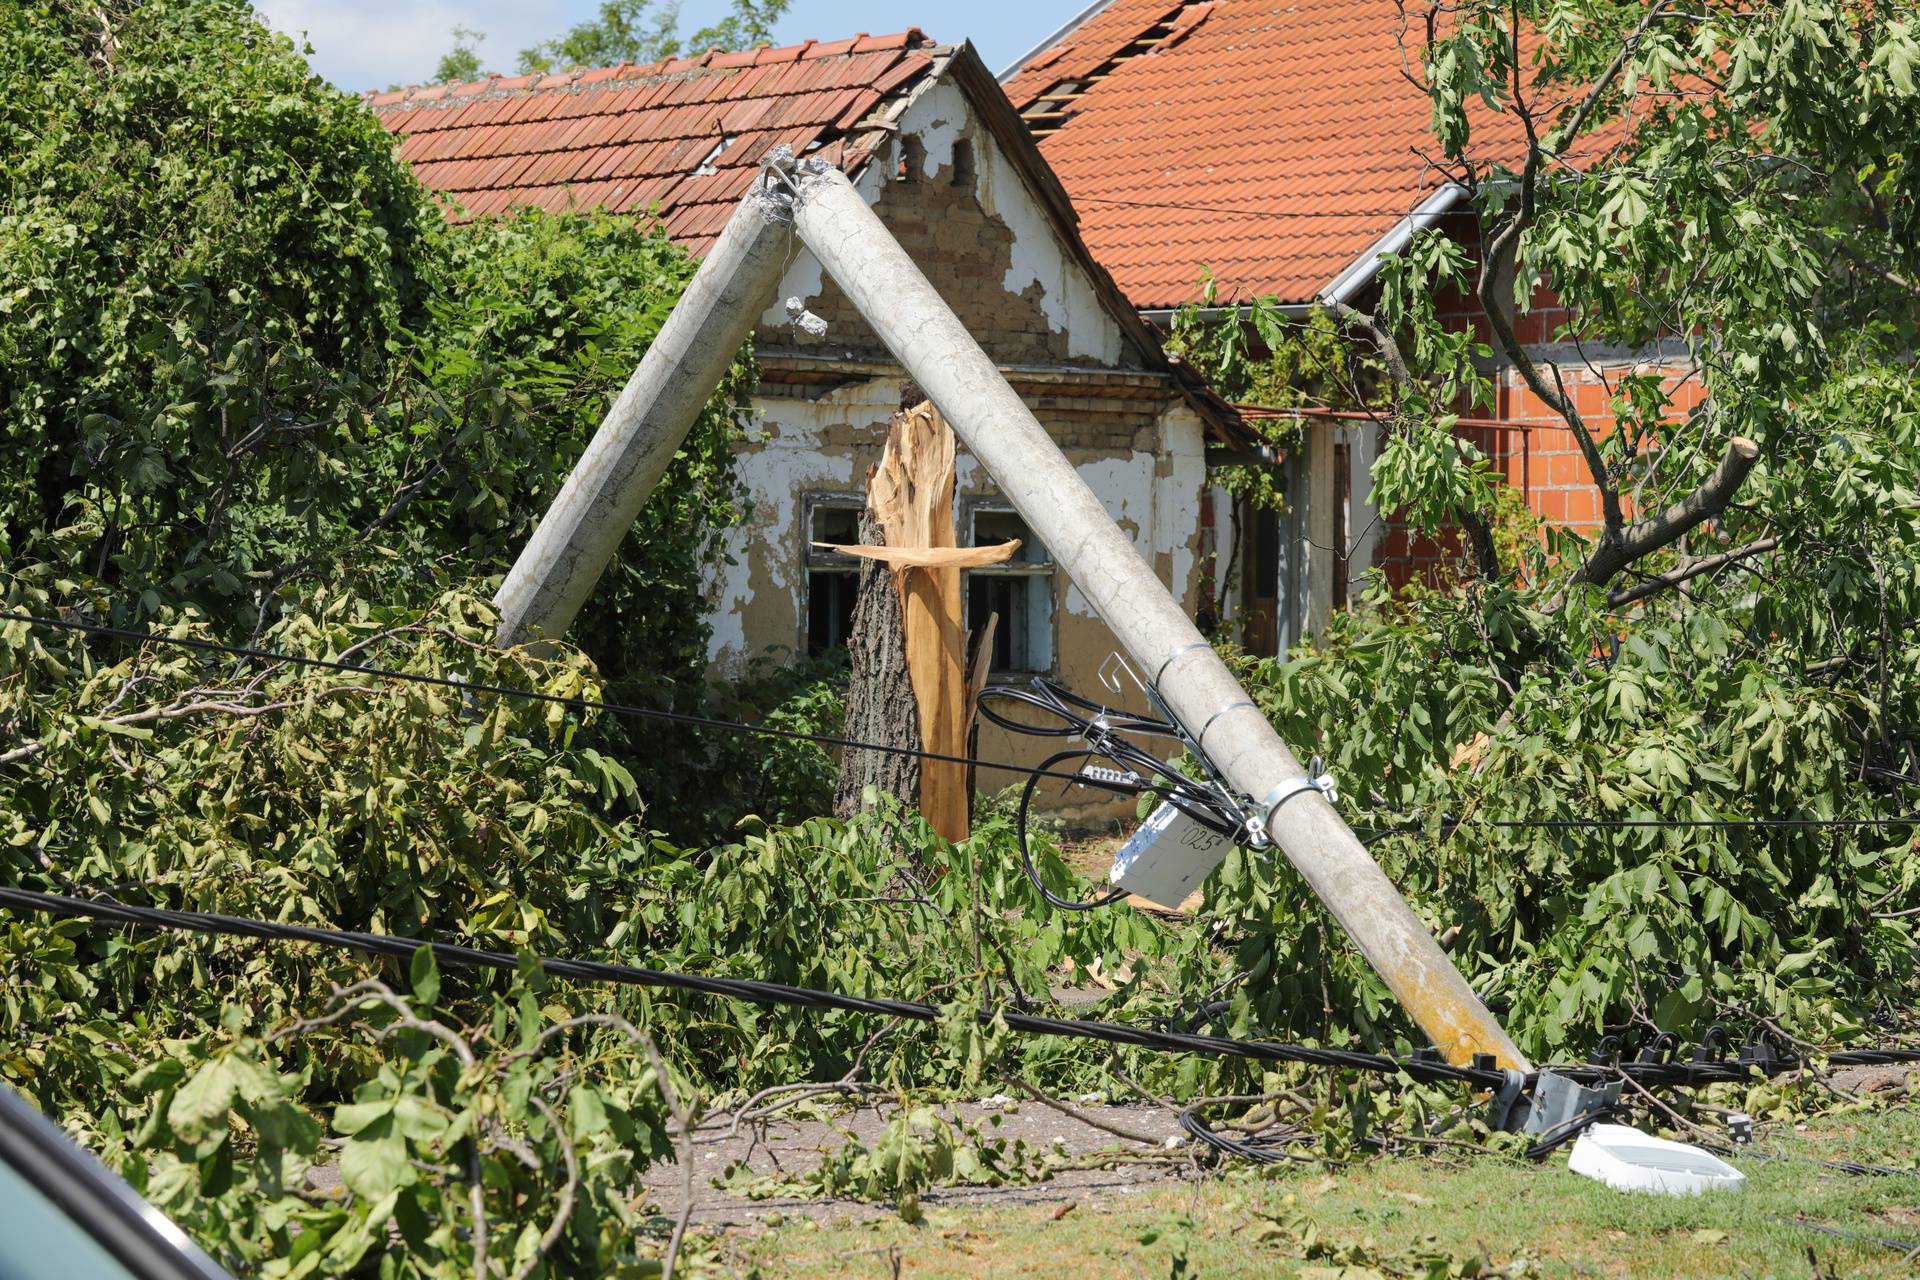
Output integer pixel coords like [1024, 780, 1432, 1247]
[511, 1096, 578, 1280]
[1003, 1073, 1170, 1146]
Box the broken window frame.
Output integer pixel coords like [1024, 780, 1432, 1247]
[961, 496, 1056, 677]
[802, 491, 865, 655]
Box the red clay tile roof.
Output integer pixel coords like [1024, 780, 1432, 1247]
[367, 32, 937, 253]
[1003, 0, 1523, 309]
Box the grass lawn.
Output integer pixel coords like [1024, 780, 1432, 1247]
[737, 1107, 1920, 1278]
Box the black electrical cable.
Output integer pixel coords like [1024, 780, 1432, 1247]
[1015, 748, 1138, 910]
[0, 885, 1514, 1090]
[10, 610, 1917, 837]
[0, 610, 1070, 784]
[981, 677, 1248, 908]
[1178, 1103, 1337, 1166]
[1709, 1145, 1920, 1179]
[12, 882, 1920, 1176]
[1520, 1104, 1624, 1161]
[1361, 813, 1920, 835]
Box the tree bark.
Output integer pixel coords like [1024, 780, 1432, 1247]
[833, 504, 919, 819]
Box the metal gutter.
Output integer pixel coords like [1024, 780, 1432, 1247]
[996, 0, 1120, 81]
[1138, 301, 1317, 325]
[1317, 183, 1468, 305]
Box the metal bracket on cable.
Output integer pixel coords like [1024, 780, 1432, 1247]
[1102, 650, 1241, 804]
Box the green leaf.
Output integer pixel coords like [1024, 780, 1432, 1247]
[338, 1115, 414, 1199]
[167, 1059, 237, 1142]
[409, 944, 440, 1009]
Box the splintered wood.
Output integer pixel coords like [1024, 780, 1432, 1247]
[821, 402, 1016, 841]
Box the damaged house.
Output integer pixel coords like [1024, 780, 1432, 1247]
[369, 32, 1246, 779]
[1001, 0, 1708, 649]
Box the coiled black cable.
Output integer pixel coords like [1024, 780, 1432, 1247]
[980, 677, 1246, 909]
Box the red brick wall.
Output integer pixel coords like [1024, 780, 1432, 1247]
[1369, 258, 1703, 589]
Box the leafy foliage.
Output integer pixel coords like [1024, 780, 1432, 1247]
[0, 0, 774, 840]
[6, 5, 1920, 1274]
[1166, 276, 1386, 627]
[126, 966, 680, 1278]
[1142, 0, 1920, 1060]
[430, 26, 485, 85]
[516, 0, 792, 75]
[0, 0, 437, 611]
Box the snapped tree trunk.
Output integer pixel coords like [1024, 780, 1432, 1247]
[833, 505, 919, 818]
[824, 400, 1017, 842]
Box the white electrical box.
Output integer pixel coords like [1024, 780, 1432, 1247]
[1110, 801, 1233, 909]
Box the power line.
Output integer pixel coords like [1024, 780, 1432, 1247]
[0, 611, 1068, 784]
[7, 610, 1915, 837]
[0, 885, 1506, 1091]
[1366, 814, 1920, 837]
[7, 884, 1917, 1095]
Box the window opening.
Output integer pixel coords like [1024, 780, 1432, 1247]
[804, 494, 863, 654]
[950, 138, 975, 188]
[963, 501, 1054, 674]
[897, 135, 925, 182]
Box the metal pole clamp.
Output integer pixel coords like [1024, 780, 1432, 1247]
[1247, 755, 1338, 845]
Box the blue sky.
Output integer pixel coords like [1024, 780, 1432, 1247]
[254, 0, 1083, 93]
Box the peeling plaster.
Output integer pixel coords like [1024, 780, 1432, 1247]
[887, 81, 1123, 365]
[704, 383, 887, 669]
[711, 67, 1197, 678]
[706, 379, 1206, 675]
[1156, 406, 1208, 608]
[763, 75, 1128, 365]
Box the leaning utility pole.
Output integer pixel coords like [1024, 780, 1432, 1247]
[494, 153, 1527, 1070]
[492, 181, 796, 648]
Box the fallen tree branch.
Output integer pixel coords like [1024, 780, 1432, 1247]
[0, 684, 386, 767]
[1003, 1074, 1169, 1147]
[1606, 533, 1780, 608]
[1570, 437, 1762, 591]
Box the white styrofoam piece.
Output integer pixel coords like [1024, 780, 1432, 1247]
[1110, 801, 1232, 909]
[1566, 1123, 1747, 1196]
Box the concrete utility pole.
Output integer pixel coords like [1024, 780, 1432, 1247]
[497, 154, 1526, 1070]
[781, 160, 1526, 1069]
[492, 181, 796, 646]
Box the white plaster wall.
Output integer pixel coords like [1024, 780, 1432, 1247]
[706, 385, 1211, 672]
[1156, 404, 1209, 610]
[704, 386, 883, 668]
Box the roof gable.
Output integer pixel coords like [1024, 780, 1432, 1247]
[370, 35, 1246, 444]
[367, 33, 935, 253]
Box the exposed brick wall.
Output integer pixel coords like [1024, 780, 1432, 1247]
[785, 153, 1142, 370]
[1369, 232, 1704, 588]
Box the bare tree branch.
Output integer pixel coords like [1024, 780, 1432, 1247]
[1572, 437, 1762, 591]
[0, 685, 385, 767]
[1607, 534, 1780, 608]
[1002, 1074, 1168, 1146]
